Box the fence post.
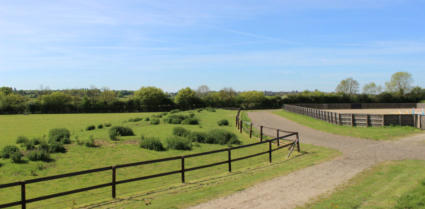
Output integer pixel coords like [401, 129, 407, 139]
[181, 156, 185, 183]
[351, 114, 354, 127]
[240, 120, 243, 133]
[21, 181, 26, 209]
[228, 149, 232, 172]
[269, 141, 272, 163]
[366, 115, 369, 127]
[296, 133, 301, 152]
[112, 166, 116, 199]
[276, 129, 280, 146]
[338, 113, 341, 125]
[399, 115, 402, 126]
[249, 123, 253, 138]
[260, 126, 263, 142]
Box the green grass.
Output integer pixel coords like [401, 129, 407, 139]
[0, 109, 339, 209]
[299, 160, 425, 209]
[273, 110, 422, 140]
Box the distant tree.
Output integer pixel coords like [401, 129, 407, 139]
[385, 72, 413, 95]
[0, 87, 13, 95]
[336, 78, 359, 95]
[238, 91, 266, 109]
[175, 87, 202, 109]
[134, 87, 170, 111]
[196, 85, 210, 97]
[363, 82, 382, 95]
[41, 92, 72, 113]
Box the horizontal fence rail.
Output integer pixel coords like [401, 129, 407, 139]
[0, 110, 300, 209]
[283, 104, 425, 129]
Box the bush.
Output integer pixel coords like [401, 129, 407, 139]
[166, 136, 192, 150]
[27, 150, 51, 162]
[86, 125, 96, 131]
[128, 117, 143, 122]
[144, 117, 150, 121]
[22, 138, 40, 150]
[182, 118, 199, 125]
[16, 136, 29, 144]
[104, 123, 112, 127]
[206, 107, 216, 112]
[109, 126, 135, 140]
[170, 109, 181, 114]
[173, 127, 190, 137]
[1, 145, 20, 159]
[140, 136, 165, 151]
[217, 119, 229, 126]
[48, 128, 71, 144]
[84, 136, 97, 148]
[48, 142, 66, 153]
[152, 114, 162, 118]
[150, 118, 160, 125]
[97, 124, 103, 129]
[164, 114, 188, 124]
[206, 129, 241, 145]
[11, 152, 24, 163]
[189, 113, 195, 118]
[188, 131, 207, 143]
[197, 108, 203, 112]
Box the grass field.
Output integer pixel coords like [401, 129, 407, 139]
[300, 160, 425, 209]
[273, 110, 422, 140]
[0, 109, 339, 209]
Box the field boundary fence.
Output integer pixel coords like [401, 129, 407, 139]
[283, 104, 425, 129]
[0, 111, 300, 209]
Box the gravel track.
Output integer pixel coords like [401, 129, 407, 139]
[189, 111, 425, 209]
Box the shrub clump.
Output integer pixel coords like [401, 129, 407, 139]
[182, 118, 199, 125]
[84, 136, 97, 147]
[144, 117, 150, 121]
[27, 150, 51, 162]
[48, 128, 71, 144]
[173, 127, 190, 137]
[104, 123, 112, 127]
[163, 114, 188, 124]
[206, 129, 241, 145]
[206, 107, 216, 112]
[169, 109, 181, 114]
[140, 136, 165, 151]
[150, 118, 160, 125]
[1, 145, 21, 159]
[16, 136, 29, 144]
[97, 124, 104, 129]
[217, 119, 229, 126]
[188, 131, 207, 143]
[128, 117, 143, 122]
[11, 152, 24, 163]
[109, 126, 135, 140]
[166, 136, 192, 150]
[48, 142, 66, 153]
[86, 125, 96, 131]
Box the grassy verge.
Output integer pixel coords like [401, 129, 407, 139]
[299, 160, 425, 209]
[0, 109, 339, 209]
[273, 110, 422, 140]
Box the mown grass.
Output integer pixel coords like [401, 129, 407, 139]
[300, 160, 425, 209]
[0, 109, 339, 209]
[273, 110, 422, 140]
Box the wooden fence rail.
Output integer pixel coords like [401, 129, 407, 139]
[0, 111, 300, 209]
[283, 104, 425, 129]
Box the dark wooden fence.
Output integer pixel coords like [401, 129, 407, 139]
[283, 104, 425, 129]
[0, 111, 300, 209]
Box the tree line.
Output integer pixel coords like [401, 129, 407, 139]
[1, 72, 424, 114]
[0, 86, 283, 114]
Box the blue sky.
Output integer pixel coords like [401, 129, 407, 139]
[1, 0, 425, 92]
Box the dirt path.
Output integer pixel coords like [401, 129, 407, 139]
[189, 111, 425, 209]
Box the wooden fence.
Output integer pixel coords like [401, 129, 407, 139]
[283, 104, 425, 129]
[0, 111, 300, 209]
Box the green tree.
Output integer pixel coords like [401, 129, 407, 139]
[363, 82, 382, 95]
[238, 91, 266, 109]
[385, 72, 413, 95]
[41, 92, 72, 113]
[175, 87, 202, 109]
[134, 87, 169, 110]
[336, 78, 359, 95]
